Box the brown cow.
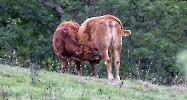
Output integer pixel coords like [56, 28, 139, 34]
[77, 14, 131, 80]
[53, 20, 100, 75]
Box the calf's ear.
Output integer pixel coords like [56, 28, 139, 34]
[122, 30, 131, 37]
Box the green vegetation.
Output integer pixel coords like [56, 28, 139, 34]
[0, 64, 187, 100]
[0, 0, 187, 85]
[177, 50, 187, 80]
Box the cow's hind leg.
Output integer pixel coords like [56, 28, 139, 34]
[107, 56, 114, 80]
[99, 49, 114, 80]
[92, 23, 114, 80]
[74, 60, 82, 76]
[113, 50, 121, 80]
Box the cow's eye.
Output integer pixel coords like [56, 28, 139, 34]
[74, 49, 82, 55]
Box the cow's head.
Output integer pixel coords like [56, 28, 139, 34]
[122, 30, 131, 37]
[73, 46, 100, 61]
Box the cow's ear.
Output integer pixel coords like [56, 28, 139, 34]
[122, 30, 131, 37]
[73, 49, 82, 55]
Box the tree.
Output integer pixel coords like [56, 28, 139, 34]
[0, 0, 187, 84]
[0, 0, 59, 69]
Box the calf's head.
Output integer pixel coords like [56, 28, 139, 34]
[73, 46, 100, 61]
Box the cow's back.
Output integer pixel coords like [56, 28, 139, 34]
[77, 17, 99, 48]
[77, 15, 123, 50]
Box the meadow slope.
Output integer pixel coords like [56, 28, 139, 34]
[0, 64, 187, 100]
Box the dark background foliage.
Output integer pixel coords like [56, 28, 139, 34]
[0, 0, 187, 85]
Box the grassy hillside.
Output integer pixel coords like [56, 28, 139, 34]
[0, 64, 187, 100]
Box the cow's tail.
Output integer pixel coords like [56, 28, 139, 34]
[108, 20, 114, 57]
[105, 14, 123, 29]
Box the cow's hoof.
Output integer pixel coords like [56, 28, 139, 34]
[95, 75, 99, 78]
[108, 75, 114, 80]
[116, 75, 120, 80]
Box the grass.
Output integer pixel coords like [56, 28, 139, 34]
[0, 64, 187, 100]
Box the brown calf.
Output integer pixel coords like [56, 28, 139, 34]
[53, 20, 100, 75]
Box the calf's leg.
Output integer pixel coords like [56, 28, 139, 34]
[89, 60, 99, 78]
[60, 59, 69, 73]
[74, 61, 82, 76]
